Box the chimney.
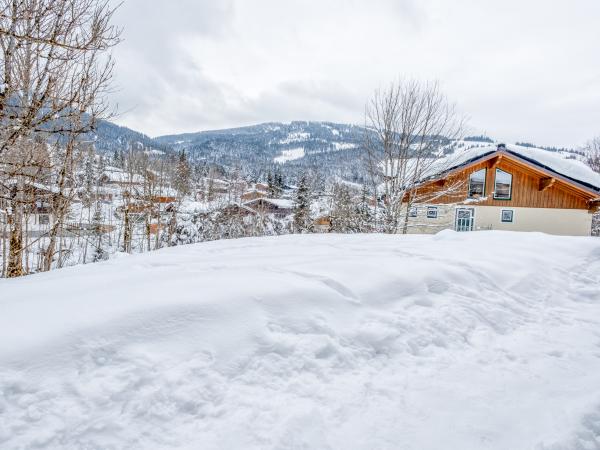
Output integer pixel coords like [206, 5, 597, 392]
[497, 143, 506, 151]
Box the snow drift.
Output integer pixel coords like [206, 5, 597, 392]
[1, 232, 600, 449]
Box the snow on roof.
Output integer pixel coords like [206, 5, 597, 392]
[243, 188, 268, 194]
[178, 200, 213, 214]
[244, 198, 295, 209]
[101, 170, 144, 184]
[418, 144, 600, 193]
[3, 180, 75, 196]
[504, 144, 600, 192]
[152, 186, 179, 197]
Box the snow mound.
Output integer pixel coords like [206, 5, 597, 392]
[1, 232, 600, 449]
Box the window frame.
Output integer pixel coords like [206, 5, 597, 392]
[501, 209, 514, 223]
[426, 206, 438, 219]
[467, 168, 486, 198]
[493, 168, 513, 200]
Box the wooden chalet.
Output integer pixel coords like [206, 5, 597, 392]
[314, 215, 332, 232]
[243, 198, 294, 218]
[241, 189, 269, 202]
[404, 144, 600, 236]
[220, 203, 257, 217]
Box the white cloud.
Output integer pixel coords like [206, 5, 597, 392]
[109, 0, 600, 147]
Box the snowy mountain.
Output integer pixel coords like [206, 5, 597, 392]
[90, 119, 584, 183]
[2, 231, 600, 449]
[156, 121, 365, 161]
[88, 119, 172, 155]
[156, 121, 369, 179]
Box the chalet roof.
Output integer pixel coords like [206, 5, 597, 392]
[242, 188, 268, 195]
[2, 180, 74, 196]
[243, 198, 295, 209]
[424, 144, 600, 195]
[100, 169, 144, 184]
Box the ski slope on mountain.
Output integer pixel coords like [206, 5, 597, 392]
[1, 232, 600, 449]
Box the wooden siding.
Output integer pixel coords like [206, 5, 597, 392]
[415, 156, 594, 210]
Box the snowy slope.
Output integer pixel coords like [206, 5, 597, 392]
[1, 232, 600, 449]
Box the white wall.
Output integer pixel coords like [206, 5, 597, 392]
[405, 204, 455, 234]
[473, 206, 592, 236]
[404, 204, 592, 236]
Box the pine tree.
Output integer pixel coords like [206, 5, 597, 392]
[81, 150, 96, 207]
[91, 204, 107, 262]
[357, 184, 373, 232]
[293, 174, 312, 233]
[173, 150, 192, 198]
[330, 184, 355, 233]
[267, 171, 276, 197]
[273, 168, 284, 197]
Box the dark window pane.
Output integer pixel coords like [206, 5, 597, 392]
[494, 169, 512, 199]
[426, 207, 438, 219]
[501, 210, 513, 222]
[468, 169, 486, 197]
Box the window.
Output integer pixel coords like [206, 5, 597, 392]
[501, 210, 514, 223]
[494, 169, 512, 200]
[409, 207, 418, 217]
[38, 214, 49, 225]
[468, 169, 486, 197]
[426, 206, 438, 219]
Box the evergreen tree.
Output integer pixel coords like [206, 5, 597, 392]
[266, 171, 276, 197]
[357, 184, 373, 232]
[330, 184, 356, 233]
[82, 150, 95, 207]
[173, 150, 192, 198]
[91, 204, 107, 262]
[293, 174, 312, 233]
[273, 168, 285, 197]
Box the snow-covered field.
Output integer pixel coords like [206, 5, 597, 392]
[274, 147, 305, 164]
[1, 232, 600, 449]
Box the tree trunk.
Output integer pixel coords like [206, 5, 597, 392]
[123, 208, 131, 253]
[7, 212, 23, 277]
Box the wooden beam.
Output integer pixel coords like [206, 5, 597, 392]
[588, 199, 600, 214]
[538, 177, 556, 192]
[490, 155, 503, 169]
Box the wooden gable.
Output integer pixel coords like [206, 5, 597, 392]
[414, 151, 599, 211]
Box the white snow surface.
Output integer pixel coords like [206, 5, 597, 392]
[1, 232, 600, 449]
[279, 132, 310, 145]
[274, 147, 305, 164]
[332, 142, 357, 151]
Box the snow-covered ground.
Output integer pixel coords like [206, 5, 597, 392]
[274, 147, 305, 164]
[1, 232, 600, 449]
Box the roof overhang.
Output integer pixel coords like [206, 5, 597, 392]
[423, 149, 600, 200]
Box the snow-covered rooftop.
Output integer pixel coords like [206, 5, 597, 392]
[437, 144, 600, 192]
[245, 198, 295, 209]
[101, 169, 144, 184]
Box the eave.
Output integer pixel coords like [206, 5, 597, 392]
[421, 149, 600, 201]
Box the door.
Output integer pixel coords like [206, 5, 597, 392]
[455, 208, 474, 232]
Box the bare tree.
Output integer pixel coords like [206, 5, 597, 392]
[585, 137, 600, 174]
[364, 79, 464, 234]
[0, 0, 120, 276]
[584, 137, 600, 236]
[0, 136, 51, 276]
[0, 0, 120, 154]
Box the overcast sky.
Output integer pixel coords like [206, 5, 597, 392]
[109, 0, 600, 147]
